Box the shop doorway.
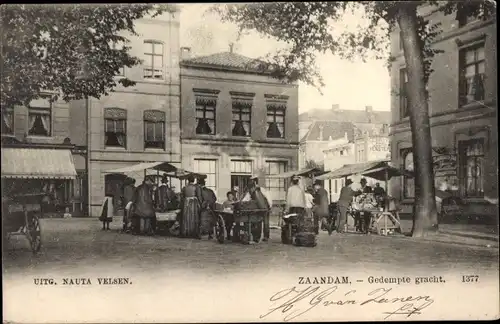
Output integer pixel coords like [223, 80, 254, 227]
[104, 173, 127, 215]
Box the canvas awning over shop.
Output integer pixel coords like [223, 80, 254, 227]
[1, 148, 77, 179]
[104, 162, 206, 179]
[316, 160, 396, 181]
[104, 162, 177, 174]
[266, 167, 326, 179]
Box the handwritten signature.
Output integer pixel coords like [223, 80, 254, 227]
[259, 285, 434, 321]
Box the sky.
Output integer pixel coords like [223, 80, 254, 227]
[178, 3, 391, 114]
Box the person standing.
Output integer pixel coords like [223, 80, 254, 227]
[199, 178, 217, 239]
[359, 178, 373, 193]
[180, 175, 203, 238]
[313, 180, 329, 235]
[305, 186, 315, 220]
[286, 175, 306, 221]
[337, 179, 355, 233]
[246, 176, 272, 242]
[131, 176, 156, 235]
[122, 177, 136, 232]
[373, 182, 386, 209]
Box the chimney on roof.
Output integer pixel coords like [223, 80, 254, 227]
[180, 47, 191, 60]
[318, 125, 324, 141]
[365, 105, 373, 113]
[229, 42, 234, 53]
[332, 104, 340, 111]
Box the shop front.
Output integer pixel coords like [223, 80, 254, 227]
[1, 147, 78, 217]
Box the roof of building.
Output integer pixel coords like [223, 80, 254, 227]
[181, 51, 267, 73]
[300, 121, 357, 143]
[299, 108, 391, 124]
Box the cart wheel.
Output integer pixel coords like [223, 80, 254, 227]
[27, 213, 42, 253]
[215, 215, 226, 244]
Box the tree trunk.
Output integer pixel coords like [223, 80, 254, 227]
[397, 5, 439, 237]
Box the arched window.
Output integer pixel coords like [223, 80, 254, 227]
[144, 110, 166, 149]
[104, 108, 127, 148]
[402, 149, 414, 198]
[143, 40, 164, 80]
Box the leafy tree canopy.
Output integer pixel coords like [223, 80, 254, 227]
[213, 1, 495, 89]
[1, 4, 176, 107]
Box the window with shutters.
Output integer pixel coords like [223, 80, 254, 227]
[459, 45, 485, 106]
[28, 95, 53, 137]
[195, 97, 216, 135]
[104, 108, 127, 148]
[144, 110, 166, 149]
[459, 139, 484, 198]
[143, 40, 164, 80]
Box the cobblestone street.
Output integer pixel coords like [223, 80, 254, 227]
[3, 218, 498, 275]
[3, 218, 499, 323]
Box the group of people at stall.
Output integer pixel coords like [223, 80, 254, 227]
[113, 173, 273, 241]
[285, 176, 330, 235]
[284, 175, 387, 235]
[337, 178, 386, 234]
[220, 176, 272, 243]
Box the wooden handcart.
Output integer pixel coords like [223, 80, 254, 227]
[155, 209, 181, 236]
[2, 193, 43, 254]
[214, 208, 268, 244]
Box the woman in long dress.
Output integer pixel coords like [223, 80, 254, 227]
[180, 175, 203, 238]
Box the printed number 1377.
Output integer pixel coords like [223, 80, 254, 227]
[462, 275, 479, 283]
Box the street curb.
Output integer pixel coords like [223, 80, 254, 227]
[389, 234, 499, 249]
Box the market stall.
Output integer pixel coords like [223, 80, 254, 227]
[104, 162, 206, 235]
[316, 160, 413, 235]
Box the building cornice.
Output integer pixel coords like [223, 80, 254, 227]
[181, 137, 299, 148]
[180, 73, 298, 88]
[390, 99, 496, 128]
[390, 110, 496, 136]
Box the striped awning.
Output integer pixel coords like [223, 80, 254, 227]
[1, 148, 77, 179]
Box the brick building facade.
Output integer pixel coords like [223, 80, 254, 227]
[180, 50, 299, 204]
[389, 5, 497, 217]
[70, 11, 182, 217]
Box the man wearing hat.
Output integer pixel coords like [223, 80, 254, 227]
[131, 175, 156, 235]
[313, 180, 329, 235]
[242, 176, 272, 242]
[157, 174, 176, 212]
[337, 178, 355, 233]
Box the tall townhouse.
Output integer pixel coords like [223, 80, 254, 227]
[179, 48, 299, 205]
[1, 91, 84, 216]
[389, 4, 497, 217]
[71, 10, 182, 217]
